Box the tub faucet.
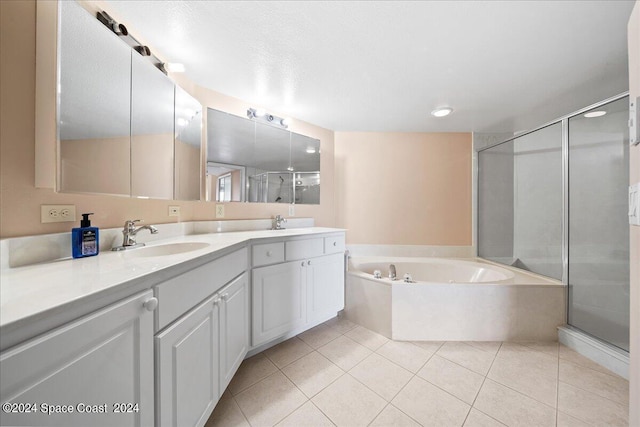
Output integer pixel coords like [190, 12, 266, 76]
[115, 219, 159, 249]
[389, 264, 397, 280]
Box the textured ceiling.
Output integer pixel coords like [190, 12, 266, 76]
[104, 1, 635, 133]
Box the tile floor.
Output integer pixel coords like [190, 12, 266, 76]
[205, 316, 629, 427]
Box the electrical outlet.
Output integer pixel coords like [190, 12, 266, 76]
[168, 206, 180, 217]
[288, 204, 295, 216]
[41, 205, 76, 223]
[215, 204, 225, 218]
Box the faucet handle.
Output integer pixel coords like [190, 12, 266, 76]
[124, 219, 141, 229]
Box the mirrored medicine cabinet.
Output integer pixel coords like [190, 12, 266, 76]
[207, 109, 321, 205]
[57, 0, 201, 201]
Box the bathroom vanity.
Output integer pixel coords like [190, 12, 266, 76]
[0, 227, 345, 427]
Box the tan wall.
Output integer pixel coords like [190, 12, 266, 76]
[175, 139, 201, 201]
[231, 170, 242, 201]
[628, 0, 640, 422]
[0, 0, 336, 238]
[131, 134, 174, 200]
[335, 132, 472, 245]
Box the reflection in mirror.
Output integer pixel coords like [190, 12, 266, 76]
[131, 53, 175, 199]
[58, 0, 131, 196]
[206, 108, 320, 204]
[174, 87, 202, 200]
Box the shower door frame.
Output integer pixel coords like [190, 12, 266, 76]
[476, 91, 630, 351]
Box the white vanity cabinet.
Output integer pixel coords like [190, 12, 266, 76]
[0, 291, 155, 427]
[154, 248, 249, 427]
[251, 233, 346, 347]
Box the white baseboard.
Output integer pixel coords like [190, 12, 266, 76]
[558, 325, 629, 379]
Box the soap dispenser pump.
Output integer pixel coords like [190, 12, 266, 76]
[72, 213, 99, 258]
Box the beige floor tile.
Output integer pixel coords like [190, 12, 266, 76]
[376, 340, 432, 373]
[410, 340, 444, 353]
[437, 342, 496, 375]
[556, 411, 591, 427]
[349, 353, 413, 401]
[559, 359, 629, 405]
[517, 341, 559, 358]
[264, 337, 314, 369]
[281, 351, 344, 398]
[369, 404, 421, 427]
[234, 371, 308, 427]
[345, 325, 389, 351]
[474, 379, 556, 427]
[312, 374, 387, 426]
[417, 354, 484, 404]
[317, 335, 372, 371]
[559, 345, 616, 376]
[464, 341, 502, 355]
[324, 315, 358, 335]
[392, 376, 471, 426]
[558, 381, 629, 427]
[275, 401, 335, 427]
[227, 353, 278, 395]
[488, 345, 558, 407]
[463, 408, 505, 427]
[205, 392, 249, 427]
[299, 324, 343, 349]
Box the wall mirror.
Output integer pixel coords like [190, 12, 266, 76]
[57, 0, 201, 201]
[206, 108, 320, 204]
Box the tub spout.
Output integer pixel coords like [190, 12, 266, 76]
[389, 264, 397, 280]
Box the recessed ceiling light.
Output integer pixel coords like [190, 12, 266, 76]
[431, 107, 453, 117]
[306, 148, 316, 154]
[166, 63, 185, 73]
[583, 110, 606, 118]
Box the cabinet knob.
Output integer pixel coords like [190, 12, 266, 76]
[301, 261, 306, 267]
[143, 297, 158, 312]
[213, 297, 221, 306]
[222, 293, 229, 301]
[333, 242, 337, 246]
[266, 250, 272, 257]
[307, 260, 311, 266]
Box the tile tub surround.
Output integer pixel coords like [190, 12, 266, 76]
[205, 317, 630, 427]
[346, 256, 565, 341]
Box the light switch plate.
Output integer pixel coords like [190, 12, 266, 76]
[41, 205, 76, 223]
[168, 206, 180, 217]
[288, 204, 295, 216]
[215, 204, 225, 218]
[630, 96, 639, 146]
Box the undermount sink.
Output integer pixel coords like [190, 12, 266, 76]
[123, 242, 211, 258]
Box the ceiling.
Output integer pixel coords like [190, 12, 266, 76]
[104, 1, 635, 134]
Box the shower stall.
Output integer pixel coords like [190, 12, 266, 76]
[477, 94, 630, 357]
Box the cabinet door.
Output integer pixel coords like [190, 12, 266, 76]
[0, 291, 155, 427]
[307, 253, 345, 324]
[219, 272, 249, 393]
[156, 296, 220, 427]
[252, 261, 305, 346]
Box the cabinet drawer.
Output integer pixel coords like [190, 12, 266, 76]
[252, 242, 285, 267]
[324, 235, 345, 254]
[155, 247, 248, 331]
[285, 238, 324, 261]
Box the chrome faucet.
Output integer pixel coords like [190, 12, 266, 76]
[112, 219, 159, 250]
[273, 215, 287, 230]
[389, 264, 397, 280]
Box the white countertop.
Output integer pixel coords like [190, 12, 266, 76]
[0, 227, 344, 333]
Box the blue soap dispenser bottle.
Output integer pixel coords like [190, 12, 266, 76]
[72, 213, 99, 258]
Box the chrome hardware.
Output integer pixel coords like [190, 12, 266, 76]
[301, 261, 306, 267]
[389, 264, 397, 280]
[143, 297, 158, 312]
[403, 273, 414, 283]
[307, 260, 311, 266]
[373, 270, 382, 279]
[273, 215, 287, 230]
[112, 219, 159, 250]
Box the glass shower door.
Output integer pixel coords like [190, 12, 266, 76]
[568, 96, 630, 351]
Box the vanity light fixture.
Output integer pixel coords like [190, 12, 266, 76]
[431, 107, 453, 117]
[287, 166, 294, 171]
[176, 118, 188, 127]
[166, 63, 186, 73]
[584, 110, 607, 118]
[247, 108, 290, 129]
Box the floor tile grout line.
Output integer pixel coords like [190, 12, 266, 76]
[462, 341, 503, 426]
[557, 378, 631, 408]
[229, 393, 252, 426]
[560, 356, 629, 382]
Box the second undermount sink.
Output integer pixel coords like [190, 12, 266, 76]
[124, 242, 211, 258]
